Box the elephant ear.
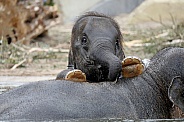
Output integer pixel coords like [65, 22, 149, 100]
[168, 76, 184, 112]
[68, 48, 75, 68]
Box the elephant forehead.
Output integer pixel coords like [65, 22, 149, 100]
[83, 17, 118, 37]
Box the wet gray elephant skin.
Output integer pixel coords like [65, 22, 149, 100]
[0, 13, 184, 121]
[56, 12, 124, 82]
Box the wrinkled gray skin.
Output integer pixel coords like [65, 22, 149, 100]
[168, 76, 184, 112]
[56, 12, 124, 82]
[0, 13, 184, 121]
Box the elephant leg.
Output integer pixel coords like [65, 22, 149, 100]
[122, 56, 147, 78]
[56, 69, 86, 82]
[168, 76, 184, 112]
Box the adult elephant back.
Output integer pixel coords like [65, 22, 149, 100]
[0, 47, 183, 120]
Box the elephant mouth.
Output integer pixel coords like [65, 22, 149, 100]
[85, 61, 109, 81]
[85, 59, 95, 66]
[81, 56, 120, 82]
[97, 66, 109, 81]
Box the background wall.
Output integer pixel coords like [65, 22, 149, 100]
[55, 0, 145, 23]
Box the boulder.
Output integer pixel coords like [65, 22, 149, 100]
[117, 0, 184, 28]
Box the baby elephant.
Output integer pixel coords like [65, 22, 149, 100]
[56, 12, 146, 82]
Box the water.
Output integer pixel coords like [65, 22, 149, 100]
[3, 118, 184, 122]
[0, 76, 55, 94]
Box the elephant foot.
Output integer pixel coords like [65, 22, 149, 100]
[122, 56, 145, 78]
[65, 69, 86, 82]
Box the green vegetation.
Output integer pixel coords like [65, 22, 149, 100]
[44, 0, 54, 6]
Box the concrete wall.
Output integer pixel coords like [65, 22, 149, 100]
[57, 0, 101, 23]
[90, 0, 144, 17]
[56, 0, 144, 23]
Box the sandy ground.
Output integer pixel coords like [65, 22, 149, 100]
[0, 24, 71, 77]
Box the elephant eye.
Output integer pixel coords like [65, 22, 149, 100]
[115, 38, 120, 55]
[81, 34, 88, 45]
[81, 34, 88, 51]
[115, 38, 119, 48]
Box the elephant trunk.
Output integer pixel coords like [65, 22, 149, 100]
[90, 39, 122, 81]
[105, 53, 122, 81]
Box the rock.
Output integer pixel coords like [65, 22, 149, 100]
[116, 0, 184, 28]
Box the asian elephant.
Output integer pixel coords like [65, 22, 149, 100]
[56, 12, 125, 82]
[0, 12, 184, 121]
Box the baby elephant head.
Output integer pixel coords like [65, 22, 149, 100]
[69, 12, 125, 82]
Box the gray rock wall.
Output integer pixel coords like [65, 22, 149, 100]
[55, 0, 144, 23]
[90, 0, 144, 17]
